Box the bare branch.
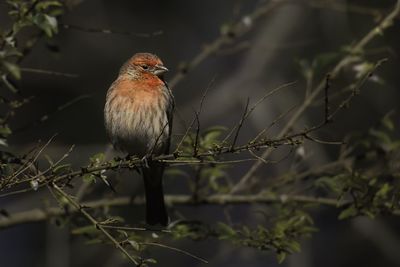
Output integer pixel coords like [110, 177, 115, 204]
[137, 242, 208, 264]
[0, 193, 353, 230]
[174, 78, 214, 153]
[324, 74, 331, 123]
[193, 110, 201, 157]
[223, 81, 296, 144]
[51, 183, 141, 265]
[229, 97, 250, 151]
[61, 23, 162, 38]
[20, 67, 79, 78]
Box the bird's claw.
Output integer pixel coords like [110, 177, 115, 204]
[141, 155, 151, 168]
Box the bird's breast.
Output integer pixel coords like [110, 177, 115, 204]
[104, 81, 171, 156]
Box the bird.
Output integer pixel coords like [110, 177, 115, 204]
[104, 52, 173, 226]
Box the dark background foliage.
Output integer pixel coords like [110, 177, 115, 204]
[1, 0, 400, 266]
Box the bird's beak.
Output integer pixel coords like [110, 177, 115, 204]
[153, 65, 169, 76]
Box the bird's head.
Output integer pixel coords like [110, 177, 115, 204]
[120, 52, 168, 79]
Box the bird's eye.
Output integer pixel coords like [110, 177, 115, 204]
[141, 65, 149, 70]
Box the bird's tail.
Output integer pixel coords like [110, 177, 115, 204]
[142, 161, 168, 226]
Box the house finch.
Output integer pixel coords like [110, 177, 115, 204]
[104, 53, 173, 226]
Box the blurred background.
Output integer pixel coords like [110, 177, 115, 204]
[1, 0, 400, 266]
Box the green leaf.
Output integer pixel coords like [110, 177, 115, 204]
[52, 164, 71, 174]
[144, 258, 157, 264]
[382, 114, 394, 131]
[0, 126, 12, 137]
[277, 251, 287, 264]
[32, 14, 58, 37]
[314, 176, 341, 194]
[1, 46, 22, 58]
[217, 223, 237, 240]
[375, 183, 391, 198]
[203, 127, 226, 145]
[128, 240, 140, 251]
[2, 61, 21, 79]
[338, 206, 358, 220]
[1, 74, 18, 93]
[90, 153, 105, 165]
[369, 128, 391, 144]
[0, 138, 8, 147]
[82, 174, 96, 184]
[286, 240, 301, 253]
[207, 168, 225, 187]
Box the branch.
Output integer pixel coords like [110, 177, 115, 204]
[3, 111, 349, 194]
[60, 23, 162, 38]
[20, 67, 79, 78]
[0, 193, 350, 230]
[168, 0, 284, 89]
[136, 242, 208, 264]
[223, 81, 296, 145]
[51, 183, 141, 265]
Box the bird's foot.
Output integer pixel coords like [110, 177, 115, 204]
[141, 154, 151, 168]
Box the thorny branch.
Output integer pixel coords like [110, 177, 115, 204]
[229, 97, 250, 151]
[0, 193, 351, 230]
[51, 183, 141, 265]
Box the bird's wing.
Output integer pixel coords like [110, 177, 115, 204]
[164, 83, 174, 155]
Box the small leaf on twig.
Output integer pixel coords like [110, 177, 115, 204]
[2, 61, 21, 79]
[32, 13, 58, 37]
[128, 240, 140, 251]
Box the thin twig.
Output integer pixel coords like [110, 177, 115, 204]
[229, 98, 250, 151]
[174, 78, 215, 153]
[250, 104, 298, 143]
[20, 67, 79, 78]
[0, 193, 354, 230]
[5, 135, 57, 182]
[51, 183, 140, 265]
[99, 225, 171, 233]
[61, 23, 162, 38]
[193, 110, 201, 157]
[324, 74, 331, 123]
[139, 242, 208, 264]
[28, 145, 75, 181]
[223, 81, 296, 144]
[304, 134, 343, 145]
